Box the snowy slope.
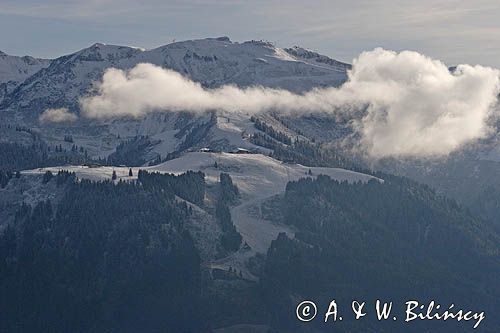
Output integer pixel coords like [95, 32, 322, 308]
[0, 51, 50, 102]
[144, 37, 348, 91]
[0, 51, 50, 85]
[203, 111, 270, 153]
[22, 151, 380, 278]
[1, 37, 348, 121]
[1, 44, 143, 115]
[0, 37, 350, 161]
[149, 152, 377, 197]
[284, 46, 351, 71]
[23, 152, 377, 194]
[152, 152, 379, 260]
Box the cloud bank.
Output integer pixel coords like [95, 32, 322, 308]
[39, 107, 78, 123]
[80, 48, 500, 158]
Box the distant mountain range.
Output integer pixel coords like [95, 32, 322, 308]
[0, 37, 349, 122]
[2, 37, 500, 228]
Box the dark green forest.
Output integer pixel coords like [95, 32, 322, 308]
[216, 172, 242, 253]
[0, 142, 92, 172]
[138, 169, 206, 206]
[0, 173, 205, 332]
[260, 175, 500, 332]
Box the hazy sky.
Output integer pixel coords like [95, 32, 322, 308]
[1, 0, 499, 67]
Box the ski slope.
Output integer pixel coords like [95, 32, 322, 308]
[23, 152, 379, 264]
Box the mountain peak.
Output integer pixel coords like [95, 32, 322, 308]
[90, 42, 107, 48]
[1, 36, 350, 116]
[206, 36, 231, 42]
[83, 42, 139, 51]
[63, 42, 144, 64]
[0, 50, 51, 92]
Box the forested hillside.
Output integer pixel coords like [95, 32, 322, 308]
[261, 175, 500, 332]
[0, 173, 206, 332]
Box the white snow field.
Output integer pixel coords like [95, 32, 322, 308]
[0, 51, 50, 86]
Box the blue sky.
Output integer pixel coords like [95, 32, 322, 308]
[1, 0, 499, 67]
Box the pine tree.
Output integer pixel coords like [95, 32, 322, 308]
[129, 168, 133, 177]
[112, 170, 117, 181]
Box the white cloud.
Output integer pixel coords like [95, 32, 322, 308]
[39, 107, 78, 123]
[80, 48, 500, 158]
[346, 49, 500, 157]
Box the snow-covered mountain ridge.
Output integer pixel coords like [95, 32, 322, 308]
[0, 51, 50, 83]
[0, 51, 50, 103]
[0, 37, 349, 122]
[0, 37, 350, 162]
